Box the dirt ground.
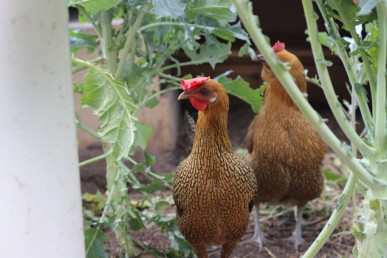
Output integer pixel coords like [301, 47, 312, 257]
[79, 97, 359, 258]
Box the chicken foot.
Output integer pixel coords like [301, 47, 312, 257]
[285, 206, 306, 252]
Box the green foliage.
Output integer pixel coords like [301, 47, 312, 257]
[70, 0, 262, 256]
[308, 0, 387, 257]
[187, 0, 236, 23]
[323, 169, 346, 184]
[185, 42, 232, 69]
[68, 0, 122, 15]
[233, 0, 387, 257]
[325, 0, 360, 31]
[216, 71, 262, 113]
[84, 220, 108, 258]
[70, 30, 98, 54]
[152, 0, 186, 18]
[314, 1, 387, 256]
[82, 69, 136, 160]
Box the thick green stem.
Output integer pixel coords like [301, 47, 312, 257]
[233, 0, 387, 193]
[100, 11, 117, 73]
[375, 3, 387, 160]
[114, 11, 146, 78]
[302, 0, 375, 157]
[302, 173, 357, 258]
[303, 56, 361, 258]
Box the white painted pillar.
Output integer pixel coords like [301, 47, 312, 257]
[0, 1, 85, 258]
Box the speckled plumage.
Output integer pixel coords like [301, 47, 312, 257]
[247, 102, 326, 207]
[173, 80, 257, 258]
[245, 48, 327, 251]
[246, 49, 327, 207]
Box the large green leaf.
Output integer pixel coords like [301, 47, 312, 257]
[216, 72, 263, 113]
[185, 42, 231, 69]
[212, 22, 250, 42]
[187, 0, 236, 24]
[326, 0, 360, 31]
[152, 0, 186, 18]
[82, 69, 137, 160]
[67, 0, 122, 15]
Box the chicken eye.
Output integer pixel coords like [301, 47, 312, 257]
[199, 87, 209, 96]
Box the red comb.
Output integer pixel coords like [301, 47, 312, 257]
[181, 76, 211, 91]
[273, 41, 285, 52]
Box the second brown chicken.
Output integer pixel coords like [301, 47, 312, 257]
[245, 41, 327, 252]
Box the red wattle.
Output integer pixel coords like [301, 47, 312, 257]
[190, 98, 207, 111]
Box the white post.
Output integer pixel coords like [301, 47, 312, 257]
[0, 1, 85, 258]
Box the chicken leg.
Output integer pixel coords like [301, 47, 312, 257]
[286, 206, 305, 252]
[242, 205, 265, 251]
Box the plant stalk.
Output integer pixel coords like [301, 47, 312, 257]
[85, 169, 121, 256]
[114, 10, 146, 78]
[302, 0, 375, 157]
[100, 10, 117, 73]
[72, 57, 104, 74]
[301, 173, 357, 258]
[332, 3, 377, 115]
[316, 2, 373, 130]
[232, 0, 387, 193]
[79, 150, 112, 167]
[303, 53, 361, 258]
[375, 3, 387, 161]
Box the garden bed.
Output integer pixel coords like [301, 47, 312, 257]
[79, 101, 359, 257]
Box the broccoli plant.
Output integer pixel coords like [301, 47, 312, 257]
[233, 0, 387, 257]
[67, 0, 261, 256]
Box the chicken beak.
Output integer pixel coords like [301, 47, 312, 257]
[178, 91, 190, 100]
[255, 54, 266, 63]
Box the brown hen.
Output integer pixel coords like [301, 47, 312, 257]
[173, 77, 257, 258]
[245, 42, 327, 251]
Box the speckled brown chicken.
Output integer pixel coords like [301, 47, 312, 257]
[173, 77, 257, 258]
[245, 42, 327, 251]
